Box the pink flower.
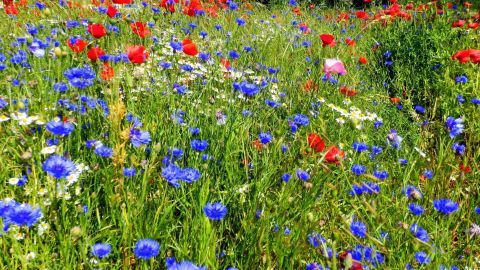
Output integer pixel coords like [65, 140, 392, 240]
[323, 59, 347, 78]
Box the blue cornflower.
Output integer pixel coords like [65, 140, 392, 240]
[351, 164, 366, 176]
[282, 173, 291, 183]
[433, 199, 459, 214]
[350, 219, 367, 238]
[198, 52, 210, 62]
[258, 132, 273, 144]
[162, 164, 182, 187]
[166, 258, 206, 270]
[293, 114, 309, 126]
[63, 66, 96, 89]
[410, 223, 429, 242]
[352, 142, 369, 152]
[399, 158, 408, 165]
[4, 203, 42, 227]
[123, 167, 137, 177]
[445, 116, 464, 138]
[173, 84, 187, 94]
[235, 18, 245, 26]
[415, 251, 431, 265]
[414, 105, 426, 114]
[457, 94, 465, 104]
[0, 97, 8, 109]
[134, 239, 160, 260]
[265, 99, 280, 108]
[455, 75, 468, 84]
[42, 155, 76, 179]
[234, 81, 260, 96]
[91, 243, 112, 259]
[307, 232, 326, 248]
[53, 82, 69, 93]
[229, 50, 240, 60]
[351, 182, 380, 196]
[373, 170, 389, 180]
[422, 170, 434, 179]
[472, 98, 480, 105]
[228, 1, 238, 10]
[180, 168, 201, 184]
[204, 202, 227, 220]
[170, 41, 183, 51]
[159, 61, 172, 69]
[296, 169, 310, 181]
[408, 203, 424, 216]
[475, 207, 480, 215]
[94, 145, 113, 158]
[306, 263, 326, 270]
[369, 145, 382, 159]
[374, 120, 383, 129]
[167, 148, 184, 160]
[189, 127, 201, 136]
[190, 139, 209, 152]
[46, 119, 75, 136]
[452, 142, 465, 155]
[130, 129, 151, 147]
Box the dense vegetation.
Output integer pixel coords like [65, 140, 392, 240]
[0, 0, 479, 269]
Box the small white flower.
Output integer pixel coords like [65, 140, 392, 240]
[8, 178, 19, 185]
[41, 145, 57, 155]
[26, 252, 36, 261]
[38, 222, 50, 236]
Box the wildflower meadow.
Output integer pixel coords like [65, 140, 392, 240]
[0, 0, 479, 269]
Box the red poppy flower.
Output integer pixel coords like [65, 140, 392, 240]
[184, 0, 202, 17]
[359, 57, 368, 65]
[106, 5, 117, 18]
[340, 86, 358, 97]
[325, 146, 345, 164]
[87, 47, 105, 62]
[220, 58, 231, 70]
[406, 2, 414, 9]
[452, 49, 471, 63]
[470, 49, 480, 64]
[101, 63, 114, 81]
[292, 6, 302, 16]
[320, 34, 336, 48]
[452, 49, 480, 64]
[161, 0, 177, 12]
[308, 133, 325, 153]
[459, 163, 472, 173]
[4, 3, 18, 15]
[182, 39, 199, 56]
[88, 24, 107, 39]
[127, 45, 149, 64]
[113, 0, 132, 4]
[464, 1, 472, 8]
[468, 22, 479, 29]
[337, 12, 349, 22]
[131, 22, 150, 38]
[452, 20, 465, 28]
[67, 38, 87, 53]
[345, 38, 356, 46]
[356, 11, 368, 20]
